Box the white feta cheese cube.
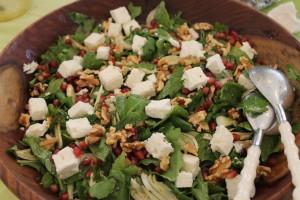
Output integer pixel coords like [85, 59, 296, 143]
[68, 101, 94, 118]
[226, 175, 255, 200]
[108, 23, 122, 37]
[132, 35, 147, 56]
[180, 40, 205, 59]
[206, 54, 226, 75]
[125, 68, 145, 88]
[144, 132, 174, 159]
[52, 147, 80, 179]
[110, 6, 131, 24]
[210, 125, 234, 155]
[168, 37, 180, 48]
[28, 98, 48, 121]
[58, 60, 83, 78]
[131, 80, 155, 98]
[233, 141, 244, 153]
[238, 73, 255, 90]
[240, 42, 257, 59]
[123, 19, 141, 36]
[25, 121, 48, 137]
[84, 33, 105, 49]
[98, 65, 123, 91]
[175, 171, 193, 188]
[189, 28, 199, 40]
[23, 61, 38, 74]
[96, 46, 110, 60]
[182, 67, 209, 91]
[73, 56, 83, 64]
[145, 99, 172, 119]
[147, 74, 157, 83]
[66, 118, 92, 139]
[182, 154, 200, 178]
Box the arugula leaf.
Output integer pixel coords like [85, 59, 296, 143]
[82, 52, 106, 69]
[142, 37, 156, 61]
[17, 160, 45, 172]
[89, 139, 111, 162]
[196, 134, 217, 164]
[227, 47, 249, 64]
[156, 38, 172, 56]
[139, 158, 160, 166]
[137, 127, 152, 140]
[157, 66, 184, 99]
[154, 1, 171, 29]
[206, 102, 230, 123]
[23, 136, 55, 174]
[162, 128, 183, 181]
[292, 122, 300, 133]
[287, 64, 300, 83]
[41, 172, 54, 188]
[192, 179, 209, 200]
[89, 179, 116, 199]
[69, 12, 90, 24]
[242, 94, 268, 115]
[116, 95, 149, 129]
[47, 79, 63, 94]
[76, 180, 89, 200]
[260, 135, 281, 162]
[128, 2, 142, 18]
[135, 62, 156, 71]
[217, 82, 246, 105]
[237, 122, 253, 132]
[170, 116, 193, 132]
[212, 22, 228, 33]
[188, 92, 204, 112]
[165, 181, 191, 200]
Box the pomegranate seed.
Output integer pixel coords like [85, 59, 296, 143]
[204, 70, 214, 78]
[203, 99, 212, 110]
[227, 35, 236, 45]
[230, 30, 239, 40]
[202, 87, 210, 95]
[64, 38, 72, 45]
[215, 32, 226, 39]
[215, 81, 223, 90]
[224, 61, 235, 70]
[49, 60, 58, 68]
[225, 170, 238, 179]
[131, 134, 138, 141]
[66, 76, 75, 83]
[53, 99, 60, 107]
[60, 192, 69, 200]
[55, 72, 63, 79]
[110, 57, 116, 65]
[130, 157, 138, 165]
[133, 150, 145, 161]
[113, 146, 122, 156]
[79, 141, 89, 150]
[121, 87, 130, 93]
[69, 143, 76, 148]
[73, 146, 82, 157]
[49, 184, 59, 193]
[232, 133, 240, 141]
[181, 88, 191, 95]
[60, 82, 68, 92]
[82, 97, 90, 103]
[153, 166, 163, 173]
[75, 86, 81, 93]
[207, 77, 215, 85]
[79, 50, 86, 57]
[82, 157, 92, 166]
[42, 71, 51, 79]
[209, 121, 217, 131]
[38, 65, 49, 72]
[241, 35, 249, 42]
[150, 20, 158, 29]
[196, 106, 205, 112]
[86, 170, 93, 178]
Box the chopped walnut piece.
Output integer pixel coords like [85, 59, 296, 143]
[106, 127, 127, 148]
[18, 113, 30, 128]
[189, 110, 208, 131]
[179, 56, 201, 67]
[85, 124, 106, 145]
[30, 82, 48, 97]
[183, 143, 198, 156]
[171, 97, 192, 107]
[193, 22, 214, 31]
[160, 155, 170, 171]
[156, 70, 168, 92]
[100, 105, 110, 125]
[176, 23, 192, 41]
[121, 141, 145, 153]
[40, 136, 57, 150]
[205, 156, 232, 182]
[257, 165, 272, 178]
[228, 108, 240, 120]
[76, 74, 100, 88]
[204, 34, 224, 53]
[234, 56, 253, 78]
[127, 55, 141, 65]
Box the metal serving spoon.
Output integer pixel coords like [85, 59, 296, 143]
[234, 93, 275, 200]
[249, 66, 300, 199]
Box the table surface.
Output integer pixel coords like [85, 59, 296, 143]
[0, 0, 299, 199]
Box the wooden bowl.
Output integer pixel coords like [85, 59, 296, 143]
[0, 0, 300, 199]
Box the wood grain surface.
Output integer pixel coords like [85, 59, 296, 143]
[0, 0, 299, 199]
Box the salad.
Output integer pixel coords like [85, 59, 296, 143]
[9, 1, 294, 200]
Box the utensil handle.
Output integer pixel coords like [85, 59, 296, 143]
[279, 122, 300, 199]
[234, 145, 260, 200]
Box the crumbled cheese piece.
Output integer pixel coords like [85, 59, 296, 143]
[189, 28, 199, 40]
[84, 33, 105, 49]
[131, 80, 155, 98]
[110, 6, 131, 24]
[25, 121, 48, 137]
[147, 73, 157, 83]
[98, 65, 123, 91]
[168, 37, 180, 48]
[57, 59, 83, 78]
[180, 40, 205, 58]
[206, 54, 226, 75]
[238, 73, 255, 90]
[175, 171, 193, 188]
[132, 35, 147, 56]
[239, 42, 257, 59]
[73, 56, 83, 64]
[28, 98, 48, 121]
[182, 67, 209, 90]
[145, 99, 172, 119]
[123, 19, 141, 36]
[182, 154, 201, 178]
[96, 46, 110, 60]
[233, 141, 244, 153]
[68, 101, 94, 118]
[108, 23, 122, 37]
[226, 175, 255, 200]
[23, 61, 38, 74]
[210, 125, 234, 155]
[144, 132, 174, 159]
[66, 118, 93, 139]
[125, 68, 145, 88]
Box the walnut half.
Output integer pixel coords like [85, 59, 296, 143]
[205, 156, 232, 182]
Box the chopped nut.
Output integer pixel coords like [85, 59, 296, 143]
[30, 82, 48, 97]
[156, 70, 168, 92]
[100, 105, 110, 125]
[193, 22, 214, 31]
[90, 124, 105, 137]
[179, 56, 201, 66]
[171, 96, 192, 107]
[189, 110, 208, 131]
[234, 56, 253, 78]
[183, 143, 198, 156]
[207, 85, 216, 101]
[205, 156, 232, 182]
[228, 108, 240, 120]
[257, 165, 272, 178]
[85, 135, 101, 145]
[76, 73, 100, 88]
[106, 127, 127, 148]
[160, 155, 170, 171]
[127, 55, 141, 65]
[39, 136, 57, 150]
[102, 18, 112, 33]
[121, 141, 145, 153]
[204, 34, 224, 53]
[18, 113, 30, 128]
[176, 23, 192, 41]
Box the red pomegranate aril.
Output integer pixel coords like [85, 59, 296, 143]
[64, 38, 72, 45]
[86, 170, 93, 178]
[215, 81, 223, 90]
[209, 121, 217, 131]
[202, 87, 210, 95]
[224, 61, 234, 70]
[73, 146, 82, 157]
[133, 150, 145, 161]
[79, 141, 89, 150]
[207, 77, 215, 85]
[130, 157, 138, 165]
[56, 72, 63, 79]
[203, 99, 212, 110]
[60, 82, 68, 92]
[204, 70, 214, 78]
[60, 192, 69, 200]
[49, 60, 59, 68]
[113, 146, 122, 156]
[150, 20, 158, 29]
[42, 71, 51, 79]
[232, 133, 240, 141]
[215, 32, 226, 39]
[182, 88, 191, 95]
[66, 76, 75, 83]
[82, 97, 90, 103]
[226, 170, 238, 179]
[79, 50, 86, 57]
[82, 157, 92, 166]
[121, 87, 130, 93]
[154, 166, 163, 173]
[75, 86, 82, 93]
[53, 99, 60, 107]
[230, 30, 239, 40]
[196, 106, 205, 112]
[38, 65, 49, 72]
[49, 184, 59, 193]
[228, 35, 236, 45]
